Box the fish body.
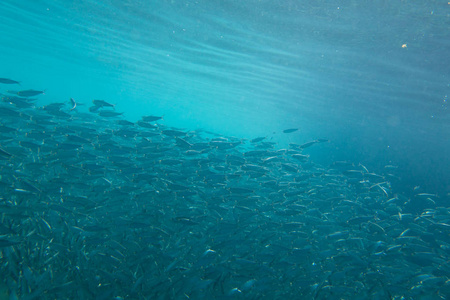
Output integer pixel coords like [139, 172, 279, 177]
[17, 89, 45, 97]
[117, 120, 134, 126]
[137, 121, 157, 128]
[0, 238, 21, 248]
[300, 141, 318, 149]
[161, 129, 186, 137]
[251, 137, 266, 143]
[142, 115, 163, 122]
[99, 111, 123, 117]
[0, 78, 20, 84]
[283, 128, 298, 133]
[92, 99, 115, 108]
[69, 98, 77, 110]
[0, 147, 12, 158]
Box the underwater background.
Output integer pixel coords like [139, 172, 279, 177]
[1, 0, 448, 196]
[0, 1, 449, 299]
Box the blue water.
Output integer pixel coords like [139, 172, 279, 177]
[1, 1, 449, 195]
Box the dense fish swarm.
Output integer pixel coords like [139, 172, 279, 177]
[0, 84, 449, 299]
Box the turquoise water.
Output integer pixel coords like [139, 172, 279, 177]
[1, 3, 449, 189]
[1, 1, 450, 298]
[1, 3, 449, 198]
[1, 1, 449, 172]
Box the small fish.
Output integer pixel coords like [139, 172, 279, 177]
[89, 105, 101, 112]
[227, 288, 242, 296]
[92, 99, 115, 108]
[69, 98, 77, 111]
[175, 137, 192, 148]
[228, 187, 254, 194]
[0, 78, 20, 85]
[291, 154, 309, 161]
[299, 141, 318, 149]
[283, 128, 298, 133]
[0, 147, 12, 158]
[0, 238, 21, 248]
[43, 102, 65, 111]
[117, 120, 134, 126]
[251, 137, 266, 143]
[0, 125, 16, 133]
[66, 134, 91, 144]
[385, 165, 399, 169]
[142, 115, 163, 122]
[416, 193, 438, 197]
[172, 217, 199, 225]
[137, 121, 157, 128]
[98, 111, 124, 117]
[162, 129, 186, 137]
[241, 279, 257, 291]
[17, 89, 45, 97]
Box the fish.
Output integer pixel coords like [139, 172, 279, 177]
[98, 111, 124, 117]
[0, 238, 21, 248]
[43, 102, 65, 112]
[299, 141, 318, 149]
[0, 77, 446, 300]
[0, 147, 13, 158]
[69, 98, 77, 110]
[142, 115, 163, 122]
[0, 125, 16, 133]
[0, 78, 20, 84]
[291, 154, 309, 161]
[283, 128, 298, 133]
[251, 137, 266, 143]
[92, 99, 115, 108]
[137, 121, 157, 128]
[89, 105, 101, 112]
[175, 137, 192, 149]
[17, 89, 45, 97]
[116, 120, 134, 126]
[161, 129, 187, 136]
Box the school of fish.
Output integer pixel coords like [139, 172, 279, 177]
[0, 79, 449, 299]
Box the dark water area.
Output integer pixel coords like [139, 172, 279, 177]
[0, 1, 449, 299]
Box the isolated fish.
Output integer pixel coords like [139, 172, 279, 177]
[0, 78, 20, 84]
[283, 128, 298, 133]
[69, 98, 77, 110]
[299, 140, 318, 149]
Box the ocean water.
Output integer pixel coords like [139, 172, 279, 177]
[0, 1, 449, 299]
[1, 1, 449, 195]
